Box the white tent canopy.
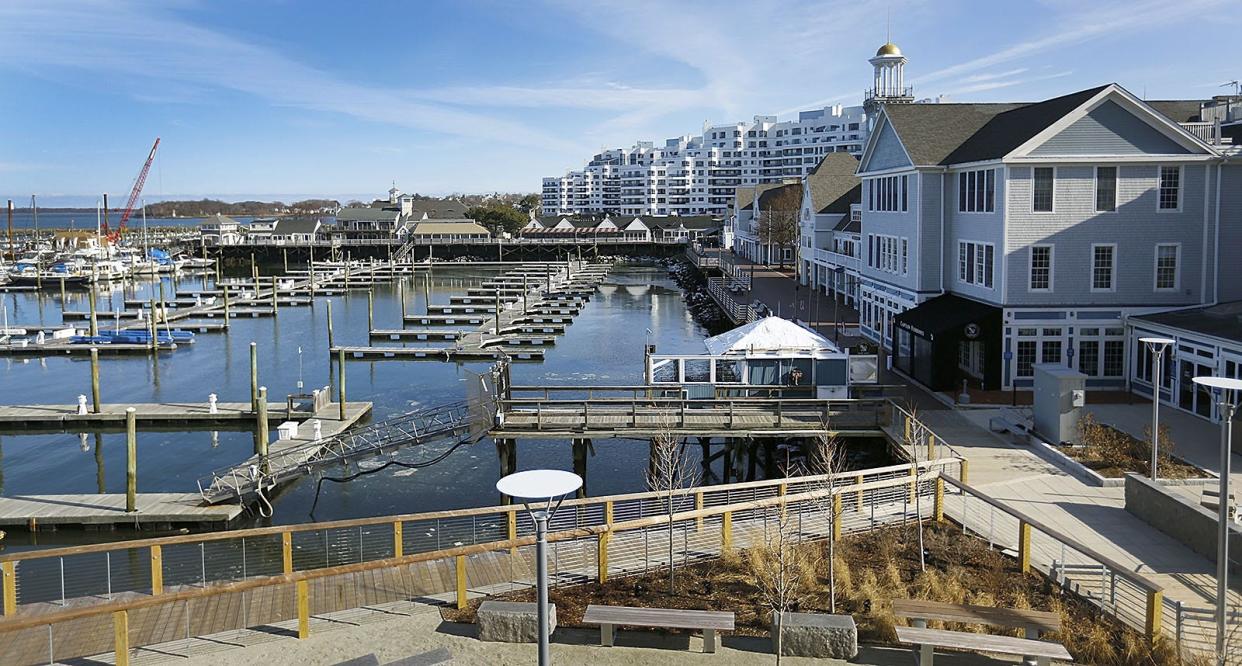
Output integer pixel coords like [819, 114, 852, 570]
[703, 316, 837, 356]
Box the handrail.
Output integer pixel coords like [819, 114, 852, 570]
[0, 465, 952, 633]
[942, 475, 1163, 593]
[0, 457, 953, 564]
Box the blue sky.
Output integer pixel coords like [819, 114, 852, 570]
[1, 0, 1238, 206]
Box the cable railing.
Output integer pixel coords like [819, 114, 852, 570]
[0, 459, 960, 665]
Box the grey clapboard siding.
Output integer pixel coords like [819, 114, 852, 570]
[945, 168, 1006, 306]
[918, 171, 944, 292]
[1030, 101, 1191, 156]
[1217, 164, 1242, 302]
[862, 121, 912, 172]
[859, 170, 920, 293]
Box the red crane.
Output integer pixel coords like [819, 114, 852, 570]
[104, 137, 160, 242]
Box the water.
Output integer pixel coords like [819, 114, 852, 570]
[3, 211, 216, 231]
[0, 265, 716, 529]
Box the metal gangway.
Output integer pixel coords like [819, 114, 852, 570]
[197, 400, 488, 505]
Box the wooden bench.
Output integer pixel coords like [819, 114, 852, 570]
[581, 604, 735, 654]
[895, 626, 1072, 666]
[892, 599, 1068, 666]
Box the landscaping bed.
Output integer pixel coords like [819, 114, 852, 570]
[1057, 413, 1209, 480]
[442, 522, 1179, 665]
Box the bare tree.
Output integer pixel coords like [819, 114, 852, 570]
[902, 404, 927, 572]
[647, 432, 701, 595]
[803, 433, 849, 612]
[748, 494, 819, 664]
[757, 185, 801, 268]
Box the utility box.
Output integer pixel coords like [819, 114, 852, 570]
[277, 421, 299, 441]
[1032, 364, 1087, 445]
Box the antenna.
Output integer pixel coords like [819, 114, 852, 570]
[1223, 80, 1241, 96]
[886, 6, 891, 43]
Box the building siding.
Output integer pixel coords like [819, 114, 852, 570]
[859, 170, 920, 293]
[862, 121, 912, 172]
[918, 171, 944, 293]
[945, 167, 1006, 306]
[1030, 100, 1191, 156]
[1003, 164, 1208, 307]
[1217, 163, 1242, 302]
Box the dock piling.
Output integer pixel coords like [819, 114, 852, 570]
[326, 300, 335, 349]
[399, 282, 406, 320]
[368, 289, 374, 331]
[271, 276, 279, 312]
[249, 342, 259, 411]
[282, 248, 288, 273]
[90, 348, 101, 413]
[223, 288, 231, 328]
[256, 386, 269, 457]
[88, 282, 98, 337]
[494, 287, 501, 335]
[125, 408, 137, 513]
[337, 348, 346, 421]
[59, 276, 67, 305]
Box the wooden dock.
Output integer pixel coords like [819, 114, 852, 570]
[0, 493, 244, 528]
[0, 401, 371, 432]
[332, 345, 546, 361]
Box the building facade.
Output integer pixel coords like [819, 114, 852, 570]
[850, 82, 1237, 406]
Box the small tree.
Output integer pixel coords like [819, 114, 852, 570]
[902, 404, 927, 572]
[757, 185, 801, 268]
[748, 495, 819, 664]
[647, 432, 700, 595]
[804, 433, 848, 612]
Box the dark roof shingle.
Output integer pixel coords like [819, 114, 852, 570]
[805, 152, 861, 214]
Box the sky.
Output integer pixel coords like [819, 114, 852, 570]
[0, 0, 1238, 207]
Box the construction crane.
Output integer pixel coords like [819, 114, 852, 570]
[104, 137, 160, 242]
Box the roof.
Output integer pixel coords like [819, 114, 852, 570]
[756, 182, 801, 211]
[409, 198, 468, 219]
[704, 316, 837, 355]
[335, 207, 400, 222]
[641, 215, 719, 230]
[200, 214, 238, 227]
[805, 152, 862, 214]
[410, 220, 490, 236]
[876, 42, 902, 57]
[732, 186, 756, 211]
[833, 216, 861, 233]
[893, 293, 1000, 339]
[1146, 100, 1205, 124]
[273, 217, 321, 235]
[1131, 301, 1242, 345]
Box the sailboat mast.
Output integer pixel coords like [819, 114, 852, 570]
[31, 195, 38, 239]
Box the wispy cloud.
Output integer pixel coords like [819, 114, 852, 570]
[943, 70, 1075, 97]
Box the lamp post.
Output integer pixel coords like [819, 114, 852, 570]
[496, 469, 583, 666]
[1191, 375, 1242, 666]
[832, 267, 845, 343]
[1140, 337, 1174, 480]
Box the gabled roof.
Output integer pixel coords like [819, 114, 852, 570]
[1146, 100, 1205, 124]
[409, 198, 469, 219]
[335, 207, 400, 222]
[833, 216, 861, 233]
[273, 217, 322, 235]
[805, 152, 862, 214]
[410, 220, 490, 236]
[733, 186, 756, 211]
[757, 182, 801, 210]
[200, 213, 239, 228]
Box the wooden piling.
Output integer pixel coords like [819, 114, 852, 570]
[59, 276, 67, 304]
[282, 248, 288, 272]
[249, 342, 259, 411]
[338, 348, 347, 421]
[90, 348, 102, 413]
[125, 408, 137, 513]
[88, 283, 98, 337]
[256, 386, 269, 457]
[399, 281, 406, 320]
[222, 288, 231, 328]
[494, 287, 501, 335]
[368, 289, 374, 331]
[326, 299, 335, 348]
[271, 276, 279, 312]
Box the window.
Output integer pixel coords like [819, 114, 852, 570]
[958, 241, 995, 288]
[901, 238, 909, 275]
[1042, 339, 1063, 366]
[872, 234, 906, 274]
[1095, 166, 1117, 212]
[957, 169, 995, 213]
[1016, 340, 1037, 377]
[1155, 244, 1179, 291]
[1029, 245, 1053, 291]
[870, 175, 907, 212]
[1079, 340, 1100, 376]
[1032, 167, 1054, 212]
[1091, 244, 1115, 291]
[1103, 340, 1125, 377]
[1158, 166, 1180, 210]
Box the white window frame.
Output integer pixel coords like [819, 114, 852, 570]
[957, 168, 996, 214]
[1157, 165, 1183, 213]
[958, 240, 995, 289]
[1094, 166, 1118, 213]
[1028, 244, 1054, 292]
[1154, 242, 1181, 292]
[1090, 243, 1117, 293]
[1032, 166, 1056, 213]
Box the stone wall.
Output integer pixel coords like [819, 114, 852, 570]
[1124, 473, 1242, 585]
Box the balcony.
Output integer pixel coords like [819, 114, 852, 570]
[813, 248, 860, 272]
[1179, 121, 1231, 145]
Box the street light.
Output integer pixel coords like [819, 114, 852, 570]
[496, 469, 583, 666]
[1140, 337, 1174, 480]
[1191, 374, 1242, 666]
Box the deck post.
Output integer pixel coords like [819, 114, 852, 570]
[249, 342, 259, 411]
[597, 532, 610, 583]
[507, 511, 517, 556]
[367, 289, 374, 332]
[338, 348, 347, 421]
[1144, 589, 1163, 642]
[455, 554, 468, 609]
[125, 408, 137, 512]
[1018, 521, 1032, 573]
[856, 473, 865, 510]
[88, 279, 98, 337]
[90, 348, 102, 413]
[149, 545, 163, 595]
[296, 579, 310, 638]
[695, 490, 704, 531]
[959, 459, 969, 485]
[256, 386, 269, 457]
[721, 511, 733, 553]
[393, 521, 404, 559]
[282, 531, 293, 573]
[113, 610, 130, 666]
[934, 477, 945, 523]
[2, 561, 16, 616]
[326, 299, 335, 349]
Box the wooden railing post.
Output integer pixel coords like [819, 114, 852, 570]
[507, 511, 517, 556]
[296, 579, 310, 638]
[959, 459, 969, 485]
[149, 545, 163, 595]
[113, 610, 130, 666]
[455, 555, 468, 609]
[282, 532, 294, 574]
[934, 477, 945, 523]
[1144, 589, 1163, 642]
[695, 491, 704, 531]
[597, 532, 610, 583]
[1018, 521, 1032, 573]
[721, 511, 733, 554]
[1, 561, 15, 616]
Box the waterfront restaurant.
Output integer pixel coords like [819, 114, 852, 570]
[646, 316, 877, 398]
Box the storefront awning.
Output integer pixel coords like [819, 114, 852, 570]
[893, 293, 1000, 341]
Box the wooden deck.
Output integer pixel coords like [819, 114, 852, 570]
[0, 402, 301, 430]
[0, 493, 243, 528]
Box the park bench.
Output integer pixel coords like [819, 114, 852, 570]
[582, 604, 735, 654]
[892, 599, 1070, 666]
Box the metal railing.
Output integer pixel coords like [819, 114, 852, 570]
[813, 248, 860, 272]
[685, 244, 721, 269]
[706, 276, 757, 323]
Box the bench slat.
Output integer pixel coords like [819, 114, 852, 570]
[891, 599, 1061, 632]
[895, 626, 1072, 660]
[582, 605, 735, 631]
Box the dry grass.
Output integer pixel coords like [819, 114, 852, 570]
[1068, 413, 1205, 479]
[443, 522, 1194, 665]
